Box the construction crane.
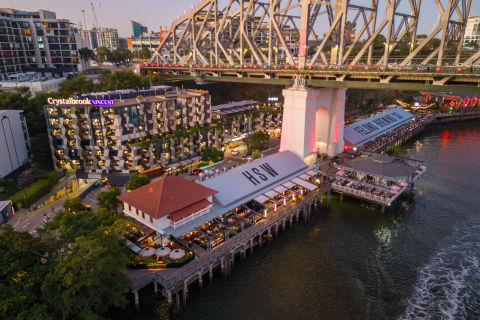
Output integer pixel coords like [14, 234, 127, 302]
[81, 9, 87, 29]
[90, 2, 100, 28]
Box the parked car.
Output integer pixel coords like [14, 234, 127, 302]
[191, 168, 204, 175]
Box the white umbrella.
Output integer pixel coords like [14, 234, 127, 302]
[169, 248, 185, 260]
[336, 170, 345, 176]
[390, 185, 401, 190]
[139, 247, 155, 257]
[155, 246, 171, 257]
[399, 181, 408, 187]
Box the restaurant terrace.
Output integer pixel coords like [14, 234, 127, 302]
[330, 151, 426, 210]
[118, 151, 328, 267]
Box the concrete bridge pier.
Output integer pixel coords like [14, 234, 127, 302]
[133, 290, 139, 311]
[175, 290, 180, 311]
[198, 272, 203, 290]
[208, 265, 213, 283]
[167, 290, 172, 307]
[182, 281, 188, 305]
[280, 83, 346, 164]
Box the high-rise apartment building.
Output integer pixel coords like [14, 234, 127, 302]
[463, 16, 480, 49]
[79, 27, 118, 50]
[0, 110, 31, 177]
[0, 8, 80, 80]
[131, 21, 148, 37]
[95, 28, 118, 50]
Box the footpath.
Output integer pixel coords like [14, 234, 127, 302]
[8, 180, 96, 233]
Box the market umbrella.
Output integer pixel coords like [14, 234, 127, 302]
[155, 247, 171, 257]
[169, 248, 186, 260]
[139, 247, 155, 257]
[399, 181, 408, 187]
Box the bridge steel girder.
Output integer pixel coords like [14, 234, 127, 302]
[148, 0, 475, 86]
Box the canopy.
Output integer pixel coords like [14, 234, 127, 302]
[298, 174, 310, 180]
[264, 189, 279, 198]
[291, 177, 318, 191]
[273, 185, 287, 193]
[282, 181, 296, 189]
[254, 194, 270, 204]
[139, 247, 155, 257]
[155, 247, 171, 257]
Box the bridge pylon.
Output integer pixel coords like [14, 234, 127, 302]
[279, 77, 345, 164]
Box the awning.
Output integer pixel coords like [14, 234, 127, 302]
[254, 194, 270, 204]
[306, 169, 318, 176]
[264, 190, 279, 198]
[282, 181, 296, 189]
[299, 174, 310, 180]
[273, 185, 287, 193]
[291, 177, 318, 191]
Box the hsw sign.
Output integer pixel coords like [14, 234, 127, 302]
[241, 162, 279, 186]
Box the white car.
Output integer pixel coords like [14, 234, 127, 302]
[231, 150, 240, 155]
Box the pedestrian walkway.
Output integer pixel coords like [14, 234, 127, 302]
[8, 180, 96, 233]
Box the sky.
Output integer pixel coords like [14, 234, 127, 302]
[5, 0, 480, 38]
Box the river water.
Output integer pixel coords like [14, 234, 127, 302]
[129, 120, 480, 320]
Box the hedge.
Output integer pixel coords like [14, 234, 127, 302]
[9, 171, 58, 209]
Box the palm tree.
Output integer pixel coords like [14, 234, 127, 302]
[78, 47, 96, 71]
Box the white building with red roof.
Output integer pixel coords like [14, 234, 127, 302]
[117, 175, 218, 235]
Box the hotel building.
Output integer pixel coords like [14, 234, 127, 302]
[44, 86, 215, 173]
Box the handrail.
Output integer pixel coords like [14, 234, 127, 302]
[152, 190, 323, 289]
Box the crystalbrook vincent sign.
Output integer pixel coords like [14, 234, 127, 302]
[46, 97, 115, 106]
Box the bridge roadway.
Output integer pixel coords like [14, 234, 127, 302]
[126, 184, 331, 309]
[140, 64, 480, 93]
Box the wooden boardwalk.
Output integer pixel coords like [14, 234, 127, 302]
[125, 183, 331, 309]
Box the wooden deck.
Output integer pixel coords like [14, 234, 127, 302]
[125, 183, 331, 308]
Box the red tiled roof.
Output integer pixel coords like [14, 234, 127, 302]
[168, 199, 212, 222]
[117, 175, 217, 219]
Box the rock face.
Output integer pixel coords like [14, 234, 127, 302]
[16, 167, 36, 189]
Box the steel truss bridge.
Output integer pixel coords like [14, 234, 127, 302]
[144, 0, 480, 93]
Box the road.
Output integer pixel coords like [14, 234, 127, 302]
[8, 182, 101, 234]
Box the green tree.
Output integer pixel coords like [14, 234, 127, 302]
[63, 197, 85, 213]
[137, 47, 152, 59]
[95, 46, 111, 62]
[126, 172, 150, 191]
[245, 130, 270, 154]
[42, 234, 129, 319]
[107, 48, 132, 66]
[201, 146, 224, 163]
[78, 47, 96, 71]
[97, 187, 121, 213]
[252, 149, 261, 160]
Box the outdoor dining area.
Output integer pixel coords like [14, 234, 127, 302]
[173, 171, 322, 253]
[135, 241, 194, 268]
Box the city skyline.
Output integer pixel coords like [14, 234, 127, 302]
[5, 0, 480, 38]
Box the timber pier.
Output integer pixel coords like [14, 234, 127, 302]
[126, 184, 331, 310]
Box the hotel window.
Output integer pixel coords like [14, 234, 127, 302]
[128, 204, 131, 211]
[142, 212, 145, 219]
[150, 216, 153, 223]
